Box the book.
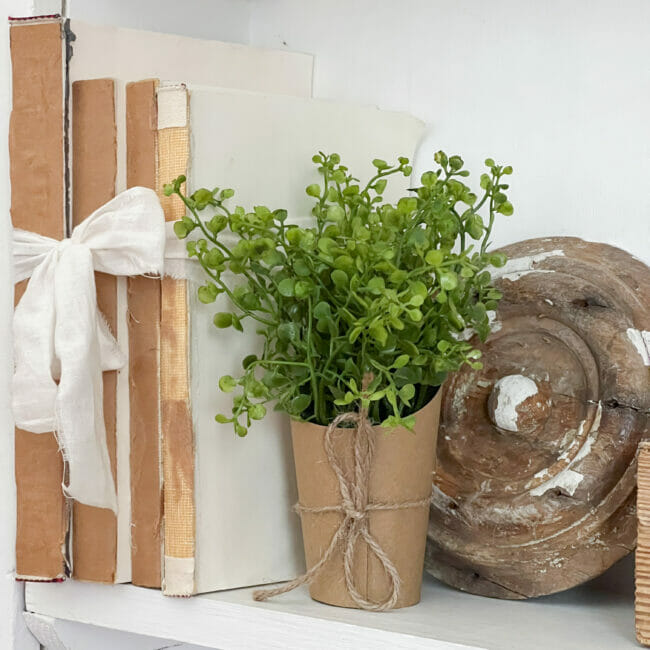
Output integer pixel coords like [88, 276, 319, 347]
[157, 84, 424, 595]
[69, 77, 123, 584]
[10, 15, 69, 582]
[67, 20, 315, 587]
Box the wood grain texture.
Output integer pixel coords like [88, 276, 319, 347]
[637, 443, 650, 646]
[10, 17, 67, 581]
[125, 79, 163, 588]
[70, 78, 118, 583]
[427, 237, 650, 598]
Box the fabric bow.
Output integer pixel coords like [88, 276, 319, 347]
[13, 187, 166, 511]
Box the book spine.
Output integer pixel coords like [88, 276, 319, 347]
[10, 17, 68, 581]
[70, 78, 119, 583]
[157, 85, 195, 596]
[126, 80, 163, 588]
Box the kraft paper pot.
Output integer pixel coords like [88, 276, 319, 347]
[290, 388, 442, 609]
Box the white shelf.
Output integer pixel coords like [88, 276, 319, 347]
[25, 573, 637, 650]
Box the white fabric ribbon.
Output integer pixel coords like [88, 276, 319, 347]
[13, 187, 166, 512]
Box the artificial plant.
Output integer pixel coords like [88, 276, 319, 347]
[167, 151, 513, 435]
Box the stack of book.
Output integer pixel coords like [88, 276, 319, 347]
[10, 15, 423, 595]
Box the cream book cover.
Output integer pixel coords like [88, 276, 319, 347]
[159, 83, 424, 595]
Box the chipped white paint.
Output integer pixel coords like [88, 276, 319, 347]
[529, 402, 602, 498]
[530, 468, 584, 497]
[544, 298, 554, 306]
[492, 374, 539, 431]
[627, 328, 650, 366]
[487, 310, 502, 333]
[490, 249, 565, 282]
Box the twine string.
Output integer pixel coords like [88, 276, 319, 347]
[253, 406, 430, 611]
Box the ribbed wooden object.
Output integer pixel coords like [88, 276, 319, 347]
[428, 237, 650, 599]
[636, 443, 650, 646]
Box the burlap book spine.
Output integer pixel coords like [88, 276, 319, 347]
[126, 79, 163, 588]
[10, 16, 68, 581]
[156, 85, 195, 596]
[636, 441, 650, 646]
[69, 78, 119, 582]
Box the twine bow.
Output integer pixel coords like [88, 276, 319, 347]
[12, 187, 166, 511]
[253, 406, 430, 611]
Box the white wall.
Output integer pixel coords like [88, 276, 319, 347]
[249, 0, 650, 264]
[67, 0, 252, 44]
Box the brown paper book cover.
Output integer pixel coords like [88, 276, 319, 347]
[126, 79, 163, 588]
[70, 78, 119, 583]
[9, 16, 68, 581]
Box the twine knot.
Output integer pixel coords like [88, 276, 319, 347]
[253, 404, 430, 611]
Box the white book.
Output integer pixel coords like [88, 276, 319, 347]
[159, 84, 424, 594]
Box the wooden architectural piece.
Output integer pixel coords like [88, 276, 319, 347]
[427, 237, 650, 599]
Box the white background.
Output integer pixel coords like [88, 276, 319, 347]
[1, 0, 647, 647]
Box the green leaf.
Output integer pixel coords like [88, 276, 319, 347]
[393, 354, 410, 369]
[331, 269, 348, 289]
[449, 155, 463, 171]
[278, 322, 299, 342]
[489, 252, 507, 268]
[248, 404, 266, 420]
[349, 326, 363, 343]
[213, 312, 233, 328]
[215, 414, 232, 424]
[231, 314, 244, 332]
[372, 158, 388, 169]
[242, 354, 257, 369]
[219, 375, 237, 392]
[369, 323, 388, 346]
[399, 383, 416, 403]
[306, 184, 321, 198]
[439, 270, 458, 291]
[197, 283, 218, 304]
[205, 248, 225, 268]
[278, 278, 296, 297]
[291, 394, 312, 413]
[173, 220, 188, 239]
[497, 201, 514, 216]
[327, 205, 345, 222]
[368, 276, 385, 294]
[421, 171, 437, 188]
[294, 280, 313, 299]
[313, 301, 331, 319]
[425, 249, 444, 266]
[207, 215, 227, 234]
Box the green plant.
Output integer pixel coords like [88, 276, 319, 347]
[166, 151, 513, 435]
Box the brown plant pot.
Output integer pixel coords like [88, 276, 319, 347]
[290, 389, 442, 609]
